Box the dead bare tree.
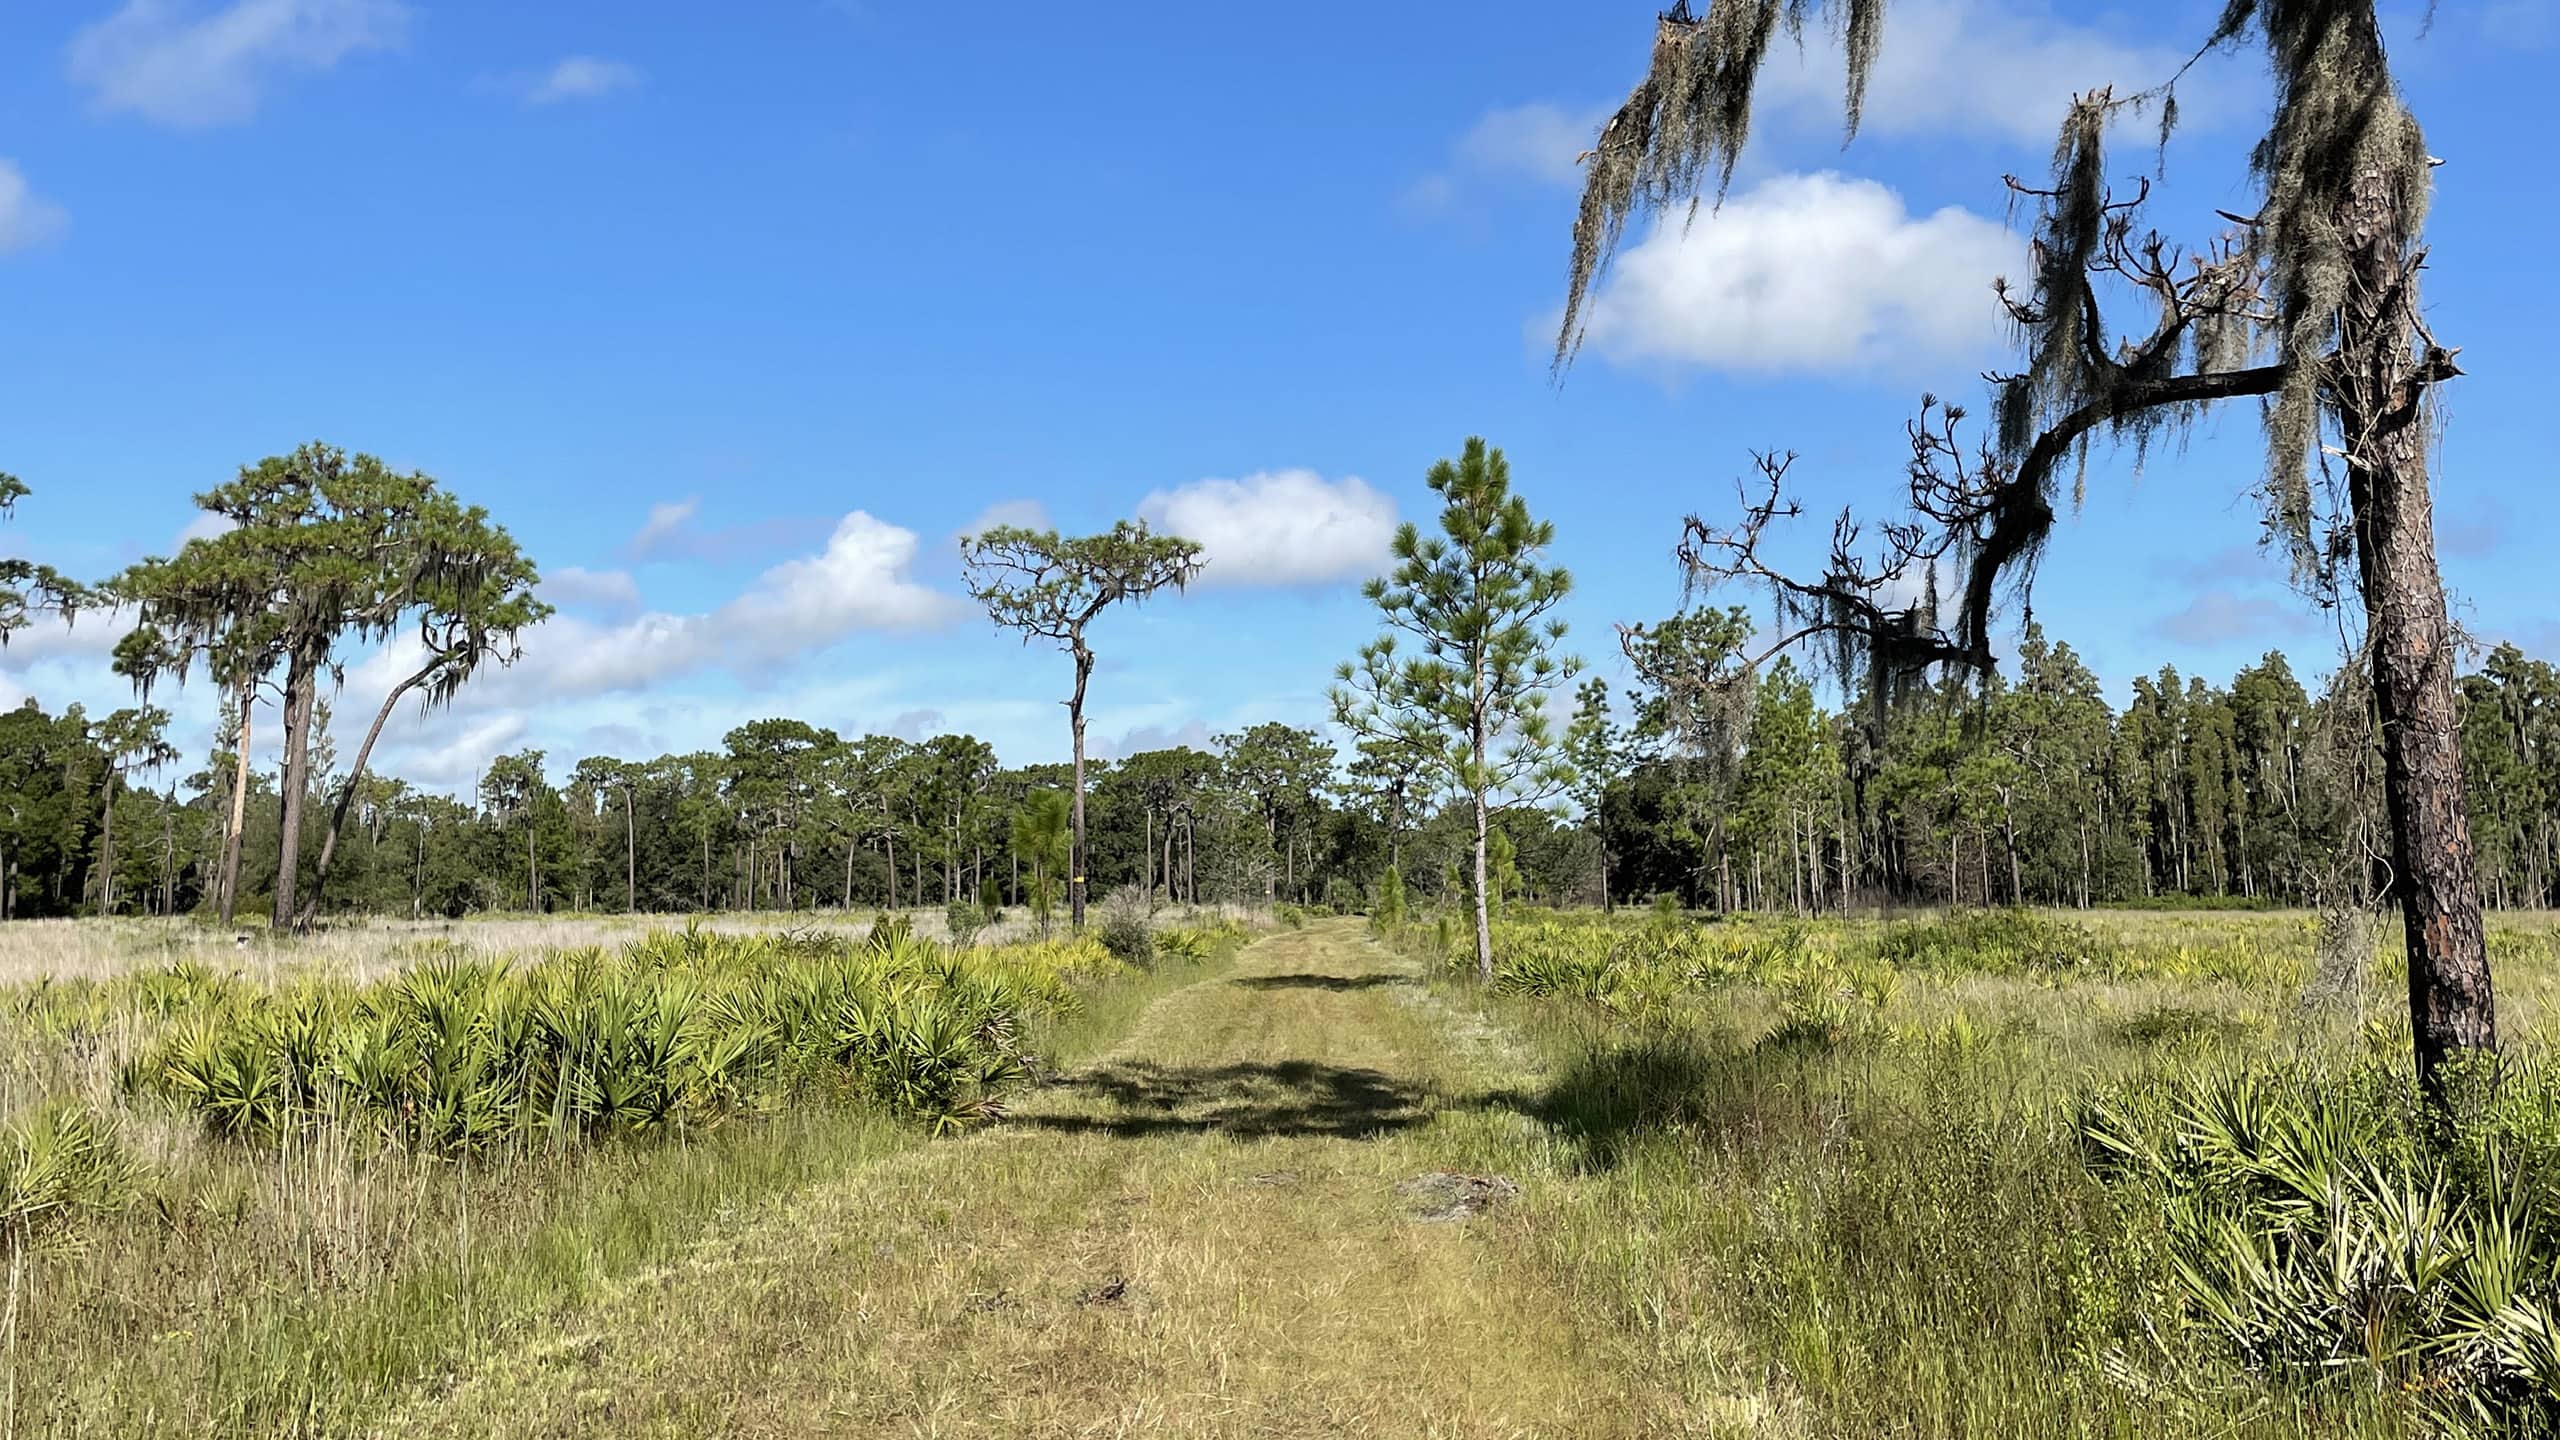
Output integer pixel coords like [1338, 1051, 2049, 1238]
[1558, 2, 2490, 1095]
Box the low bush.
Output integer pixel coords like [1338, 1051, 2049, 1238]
[1096, 898, 1156, 968]
[124, 925, 1098, 1149]
[945, 898, 990, 948]
[2081, 1059, 2560, 1428]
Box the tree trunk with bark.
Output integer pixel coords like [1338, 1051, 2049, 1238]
[271, 646, 322, 930]
[219, 680, 253, 927]
[2329, 38, 2497, 1089]
[1069, 646, 1093, 931]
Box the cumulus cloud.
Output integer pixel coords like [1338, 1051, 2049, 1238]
[68, 0, 410, 128]
[397, 713, 528, 791]
[721, 511, 958, 647]
[0, 163, 67, 254]
[523, 55, 640, 105]
[347, 510, 960, 717]
[1573, 171, 2017, 375]
[1417, 3, 2221, 217]
[540, 565, 640, 612]
[1751, 0, 2214, 145]
[1137, 471, 1396, 587]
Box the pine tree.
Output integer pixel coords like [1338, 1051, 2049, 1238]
[961, 522, 1204, 930]
[1332, 437, 1579, 982]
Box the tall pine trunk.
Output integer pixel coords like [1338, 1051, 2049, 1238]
[1069, 650, 1092, 931]
[95, 770, 117, 914]
[2331, 21, 2496, 1088]
[1469, 654, 1493, 983]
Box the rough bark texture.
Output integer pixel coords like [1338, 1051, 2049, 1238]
[2331, 59, 2497, 1087]
[1069, 645, 1092, 932]
[95, 771, 117, 913]
[1470, 658, 1493, 984]
[218, 679, 252, 927]
[271, 648, 319, 930]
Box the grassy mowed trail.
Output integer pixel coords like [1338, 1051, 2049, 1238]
[380, 919, 1685, 1438]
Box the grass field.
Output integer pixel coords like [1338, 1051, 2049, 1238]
[0, 905, 2553, 1435]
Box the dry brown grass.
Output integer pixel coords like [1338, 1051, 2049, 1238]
[0, 903, 1259, 986]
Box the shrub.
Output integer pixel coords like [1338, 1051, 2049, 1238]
[127, 926, 1079, 1149]
[0, 1102, 140, 1250]
[1370, 866, 1407, 934]
[1096, 897, 1156, 968]
[2080, 1058, 2560, 1428]
[945, 898, 990, 948]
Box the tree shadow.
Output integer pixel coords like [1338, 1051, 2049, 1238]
[1020, 1059, 1432, 1139]
[1229, 973, 1415, 993]
[1489, 1028, 1851, 1171]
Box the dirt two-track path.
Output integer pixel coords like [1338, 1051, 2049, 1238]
[377, 920, 1698, 1438]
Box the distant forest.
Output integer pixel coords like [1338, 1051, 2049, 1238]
[10, 622, 2560, 921]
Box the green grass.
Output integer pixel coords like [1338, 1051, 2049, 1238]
[1392, 907, 2560, 1437]
[7, 905, 2559, 1435]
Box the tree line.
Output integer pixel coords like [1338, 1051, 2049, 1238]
[1585, 618, 2560, 916]
[16, 601, 2560, 930]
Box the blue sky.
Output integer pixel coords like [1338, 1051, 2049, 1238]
[0, 0, 2552, 789]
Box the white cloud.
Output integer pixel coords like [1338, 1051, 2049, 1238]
[1, 610, 135, 665]
[348, 510, 960, 713]
[0, 163, 67, 254]
[1421, 2, 2220, 214]
[628, 498, 699, 559]
[1410, 101, 1606, 212]
[524, 55, 640, 105]
[1137, 471, 1397, 587]
[397, 713, 528, 791]
[1751, 0, 2213, 145]
[540, 565, 640, 612]
[1455, 102, 1604, 185]
[174, 510, 234, 547]
[68, 0, 410, 129]
[958, 499, 1051, 539]
[721, 511, 958, 648]
[1574, 171, 2017, 375]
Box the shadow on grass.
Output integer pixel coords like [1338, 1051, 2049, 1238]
[1229, 973, 1416, 993]
[1489, 1029, 1843, 1172]
[1022, 1059, 1432, 1139]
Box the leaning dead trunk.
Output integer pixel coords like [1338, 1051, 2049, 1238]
[2331, 47, 2496, 1091]
[219, 679, 253, 927]
[305, 656, 441, 925]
